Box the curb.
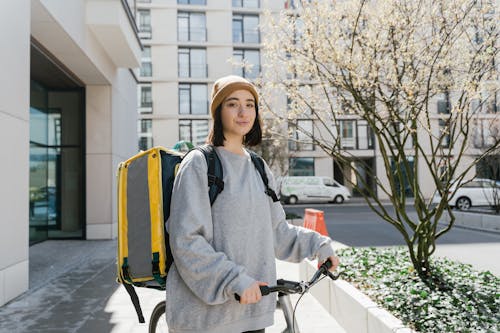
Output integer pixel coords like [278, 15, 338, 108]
[299, 259, 416, 333]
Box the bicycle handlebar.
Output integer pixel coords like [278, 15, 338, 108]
[235, 259, 340, 302]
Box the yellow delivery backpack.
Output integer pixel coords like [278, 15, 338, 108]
[116, 144, 278, 323]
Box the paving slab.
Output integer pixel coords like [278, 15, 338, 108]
[0, 240, 345, 333]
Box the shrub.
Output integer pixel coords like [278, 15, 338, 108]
[336, 247, 500, 333]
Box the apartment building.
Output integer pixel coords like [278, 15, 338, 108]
[135, 0, 499, 200]
[135, 0, 342, 179]
[0, 0, 140, 306]
[135, 1, 277, 147]
[274, 1, 500, 200]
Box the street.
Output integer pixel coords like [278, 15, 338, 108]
[284, 201, 500, 275]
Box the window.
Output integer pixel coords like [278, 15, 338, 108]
[339, 120, 356, 149]
[284, 0, 311, 9]
[179, 119, 209, 146]
[482, 90, 499, 114]
[232, 49, 260, 79]
[233, 14, 260, 43]
[473, 118, 498, 148]
[436, 91, 451, 114]
[138, 119, 153, 151]
[179, 84, 208, 115]
[289, 119, 314, 151]
[178, 48, 207, 78]
[140, 46, 152, 77]
[178, 0, 206, 5]
[289, 157, 314, 176]
[137, 9, 151, 37]
[232, 0, 259, 8]
[178, 12, 206, 42]
[138, 84, 152, 111]
[437, 100, 449, 114]
[439, 119, 451, 148]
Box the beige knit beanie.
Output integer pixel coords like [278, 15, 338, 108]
[210, 75, 259, 119]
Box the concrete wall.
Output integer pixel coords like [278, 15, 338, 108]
[441, 210, 500, 233]
[0, 0, 31, 307]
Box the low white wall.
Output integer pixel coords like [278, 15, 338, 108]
[300, 259, 416, 333]
[441, 211, 500, 233]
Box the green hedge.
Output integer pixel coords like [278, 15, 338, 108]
[336, 247, 499, 333]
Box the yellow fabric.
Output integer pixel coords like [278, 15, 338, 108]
[117, 162, 129, 283]
[148, 148, 167, 276]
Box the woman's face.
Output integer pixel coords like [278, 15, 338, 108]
[220, 89, 256, 143]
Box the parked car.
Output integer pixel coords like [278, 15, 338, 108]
[279, 176, 351, 204]
[432, 178, 500, 210]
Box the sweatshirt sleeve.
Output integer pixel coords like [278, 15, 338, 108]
[168, 150, 255, 305]
[264, 163, 336, 263]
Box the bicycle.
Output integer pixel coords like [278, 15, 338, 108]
[148, 260, 340, 333]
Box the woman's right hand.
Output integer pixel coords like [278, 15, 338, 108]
[238, 281, 268, 304]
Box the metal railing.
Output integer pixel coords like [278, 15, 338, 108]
[178, 64, 208, 78]
[178, 27, 207, 42]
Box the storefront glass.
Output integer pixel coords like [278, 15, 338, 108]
[29, 80, 84, 244]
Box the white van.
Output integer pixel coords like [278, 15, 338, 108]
[279, 176, 351, 204]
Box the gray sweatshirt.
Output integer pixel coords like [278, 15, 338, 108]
[165, 146, 335, 333]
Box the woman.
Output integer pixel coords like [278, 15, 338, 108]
[166, 75, 339, 333]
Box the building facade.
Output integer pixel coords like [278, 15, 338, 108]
[0, 0, 141, 306]
[135, 0, 499, 202]
[135, 0, 282, 148]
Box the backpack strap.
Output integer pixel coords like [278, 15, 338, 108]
[123, 283, 145, 323]
[248, 150, 280, 202]
[196, 144, 224, 205]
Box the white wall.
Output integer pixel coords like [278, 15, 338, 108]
[0, 0, 31, 306]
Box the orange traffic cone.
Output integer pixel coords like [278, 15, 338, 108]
[303, 208, 329, 237]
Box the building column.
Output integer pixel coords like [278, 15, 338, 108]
[86, 85, 114, 239]
[86, 70, 138, 240]
[0, 0, 30, 306]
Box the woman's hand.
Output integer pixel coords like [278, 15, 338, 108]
[325, 255, 340, 271]
[239, 281, 268, 304]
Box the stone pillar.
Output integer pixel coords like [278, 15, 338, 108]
[0, 0, 30, 306]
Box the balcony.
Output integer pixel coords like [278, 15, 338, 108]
[178, 27, 207, 42]
[233, 64, 261, 80]
[233, 29, 260, 44]
[140, 62, 152, 77]
[86, 0, 142, 68]
[178, 64, 208, 78]
[138, 25, 152, 39]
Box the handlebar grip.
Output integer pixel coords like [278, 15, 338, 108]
[322, 259, 333, 270]
[234, 285, 270, 302]
[259, 285, 270, 296]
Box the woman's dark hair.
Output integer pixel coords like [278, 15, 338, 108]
[207, 104, 262, 147]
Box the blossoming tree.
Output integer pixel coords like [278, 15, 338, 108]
[259, 0, 500, 282]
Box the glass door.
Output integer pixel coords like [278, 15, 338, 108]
[29, 80, 85, 244]
[29, 81, 49, 244]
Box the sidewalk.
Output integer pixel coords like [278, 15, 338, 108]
[0, 240, 345, 333]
